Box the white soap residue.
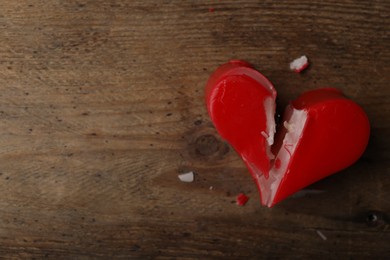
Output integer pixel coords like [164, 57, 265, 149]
[264, 97, 276, 146]
[258, 97, 276, 162]
[256, 106, 308, 206]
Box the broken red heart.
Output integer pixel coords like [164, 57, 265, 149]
[205, 60, 370, 207]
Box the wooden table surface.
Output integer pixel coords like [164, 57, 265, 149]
[0, 0, 389, 258]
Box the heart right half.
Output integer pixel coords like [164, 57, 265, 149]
[205, 60, 370, 207]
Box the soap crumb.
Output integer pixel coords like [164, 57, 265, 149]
[283, 121, 295, 132]
[290, 55, 309, 73]
[178, 171, 194, 183]
[209, 186, 214, 190]
[236, 193, 249, 206]
[316, 230, 327, 241]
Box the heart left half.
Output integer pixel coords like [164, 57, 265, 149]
[205, 60, 370, 207]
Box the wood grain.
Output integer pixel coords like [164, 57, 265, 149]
[0, 0, 389, 258]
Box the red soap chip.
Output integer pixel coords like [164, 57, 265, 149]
[236, 193, 249, 206]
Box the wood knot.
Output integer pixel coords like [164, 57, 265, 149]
[184, 127, 230, 163]
[195, 134, 220, 156]
[190, 134, 229, 160]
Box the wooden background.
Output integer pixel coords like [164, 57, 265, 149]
[0, 0, 389, 258]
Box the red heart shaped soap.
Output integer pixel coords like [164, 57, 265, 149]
[205, 60, 370, 207]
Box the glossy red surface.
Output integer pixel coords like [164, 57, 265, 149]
[205, 60, 276, 178]
[272, 88, 370, 205]
[205, 61, 370, 206]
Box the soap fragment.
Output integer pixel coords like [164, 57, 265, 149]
[290, 55, 309, 73]
[178, 172, 194, 182]
[236, 193, 249, 206]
